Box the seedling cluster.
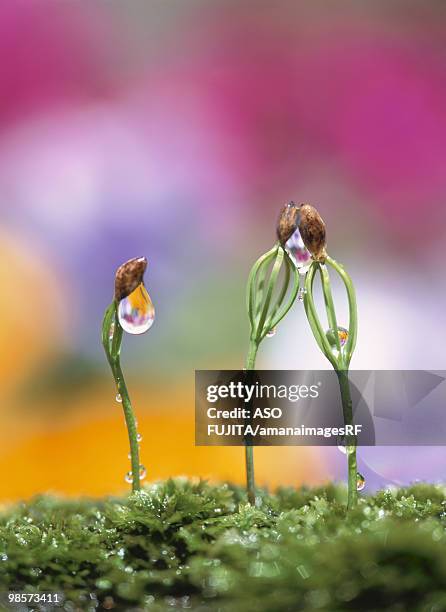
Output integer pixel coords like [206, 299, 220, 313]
[101, 202, 359, 511]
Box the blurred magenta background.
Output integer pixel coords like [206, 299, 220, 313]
[1, 1, 446, 501]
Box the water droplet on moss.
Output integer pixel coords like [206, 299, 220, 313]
[116, 393, 122, 403]
[357, 472, 366, 491]
[125, 471, 133, 484]
[118, 283, 155, 335]
[266, 327, 276, 338]
[136, 433, 143, 442]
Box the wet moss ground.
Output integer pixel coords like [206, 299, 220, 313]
[1, 479, 446, 611]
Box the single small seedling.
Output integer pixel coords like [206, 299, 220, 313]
[244, 206, 301, 503]
[101, 257, 155, 492]
[283, 203, 360, 511]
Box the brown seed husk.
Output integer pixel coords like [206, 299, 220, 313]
[298, 204, 327, 261]
[276, 201, 299, 245]
[114, 257, 147, 302]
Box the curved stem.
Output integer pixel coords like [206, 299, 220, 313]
[304, 263, 339, 370]
[268, 253, 300, 331]
[247, 246, 278, 329]
[319, 264, 342, 358]
[326, 256, 358, 368]
[256, 247, 284, 341]
[102, 301, 141, 492]
[268, 251, 290, 323]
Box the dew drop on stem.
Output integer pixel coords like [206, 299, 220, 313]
[118, 283, 155, 335]
[337, 436, 347, 455]
[357, 472, 366, 491]
[326, 326, 349, 348]
[297, 287, 307, 302]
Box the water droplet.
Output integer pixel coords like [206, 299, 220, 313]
[118, 283, 155, 335]
[124, 471, 133, 484]
[297, 287, 307, 302]
[139, 465, 147, 480]
[326, 326, 349, 348]
[109, 322, 115, 340]
[337, 435, 356, 455]
[116, 393, 122, 403]
[357, 472, 366, 491]
[337, 436, 347, 454]
[285, 228, 311, 268]
[266, 327, 276, 338]
[136, 433, 143, 442]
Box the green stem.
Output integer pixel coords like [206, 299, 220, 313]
[102, 302, 141, 492]
[246, 339, 259, 370]
[244, 243, 299, 506]
[244, 339, 258, 505]
[337, 370, 357, 510]
[304, 259, 358, 512]
[256, 247, 284, 340]
[244, 447, 256, 506]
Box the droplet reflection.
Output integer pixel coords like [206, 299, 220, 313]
[357, 472, 366, 491]
[326, 326, 349, 348]
[118, 283, 155, 335]
[285, 228, 311, 268]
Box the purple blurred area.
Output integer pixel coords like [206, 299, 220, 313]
[1, 0, 446, 493]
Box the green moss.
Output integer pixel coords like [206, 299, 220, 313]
[1, 479, 445, 610]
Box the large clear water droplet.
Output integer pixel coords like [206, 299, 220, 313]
[357, 472, 366, 491]
[136, 433, 143, 442]
[266, 327, 276, 338]
[326, 326, 349, 348]
[139, 465, 147, 480]
[285, 228, 311, 268]
[118, 283, 155, 335]
[125, 471, 133, 484]
[116, 393, 122, 403]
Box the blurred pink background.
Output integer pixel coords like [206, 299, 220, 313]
[1, 1, 445, 501]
